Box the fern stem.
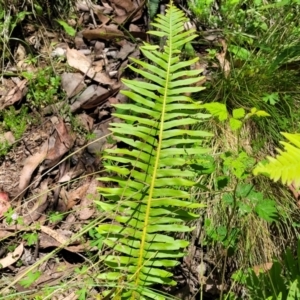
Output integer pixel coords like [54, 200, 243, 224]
[134, 8, 174, 293]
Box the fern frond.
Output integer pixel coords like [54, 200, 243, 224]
[254, 132, 300, 186]
[96, 3, 212, 299]
[148, 0, 160, 20]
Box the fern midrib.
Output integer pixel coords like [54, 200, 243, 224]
[134, 11, 174, 289]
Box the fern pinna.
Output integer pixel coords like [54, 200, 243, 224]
[254, 132, 300, 186]
[96, 3, 212, 299]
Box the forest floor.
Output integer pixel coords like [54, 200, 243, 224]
[1, 0, 299, 299]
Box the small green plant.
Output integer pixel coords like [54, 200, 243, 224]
[48, 211, 64, 224]
[24, 67, 62, 109]
[18, 271, 41, 288]
[23, 232, 38, 246]
[262, 92, 280, 106]
[3, 208, 23, 225]
[2, 106, 29, 139]
[0, 106, 29, 156]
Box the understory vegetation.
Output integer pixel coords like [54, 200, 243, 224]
[1, 0, 300, 299]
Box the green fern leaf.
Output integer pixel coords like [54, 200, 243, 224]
[148, 0, 160, 20]
[96, 3, 212, 299]
[254, 132, 300, 186]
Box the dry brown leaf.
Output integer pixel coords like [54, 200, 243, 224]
[62, 292, 78, 300]
[0, 79, 27, 109]
[77, 179, 101, 220]
[40, 225, 69, 245]
[23, 180, 49, 225]
[0, 243, 24, 269]
[58, 187, 68, 212]
[110, 0, 143, 24]
[216, 39, 230, 77]
[74, 32, 87, 50]
[65, 183, 90, 210]
[66, 48, 114, 85]
[0, 230, 13, 239]
[83, 84, 120, 109]
[44, 120, 75, 168]
[253, 262, 273, 276]
[55, 120, 74, 149]
[75, 113, 94, 131]
[289, 181, 300, 200]
[86, 128, 108, 154]
[39, 232, 91, 252]
[216, 52, 230, 77]
[117, 42, 136, 60]
[58, 167, 85, 183]
[0, 191, 10, 218]
[0, 131, 15, 146]
[0, 191, 9, 203]
[111, 0, 135, 16]
[18, 141, 48, 198]
[82, 25, 124, 41]
[94, 8, 110, 25]
[70, 84, 110, 112]
[93, 60, 104, 73]
[39, 232, 61, 249]
[61, 73, 85, 98]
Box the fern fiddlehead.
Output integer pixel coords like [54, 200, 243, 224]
[96, 2, 213, 299]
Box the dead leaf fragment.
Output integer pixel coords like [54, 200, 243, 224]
[78, 179, 101, 220]
[62, 292, 78, 300]
[0, 131, 15, 146]
[216, 39, 230, 77]
[289, 181, 300, 200]
[38, 232, 90, 252]
[23, 180, 49, 225]
[40, 225, 69, 245]
[66, 182, 90, 210]
[0, 191, 10, 217]
[0, 243, 24, 269]
[75, 113, 94, 131]
[61, 73, 85, 98]
[87, 129, 107, 154]
[253, 262, 273, 276]
[70, 84, 110, 112]
[0, 79, 27, 109]
[66, 48, 114, 85]
[44, 120, 75, 168]
[110, 0, 144, 24]
[18, 142, 48, 198]
[117, 42, 136, 60]
[82, 26, 124, 41]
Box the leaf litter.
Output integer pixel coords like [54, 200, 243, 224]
[0, 0, 147, 296]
